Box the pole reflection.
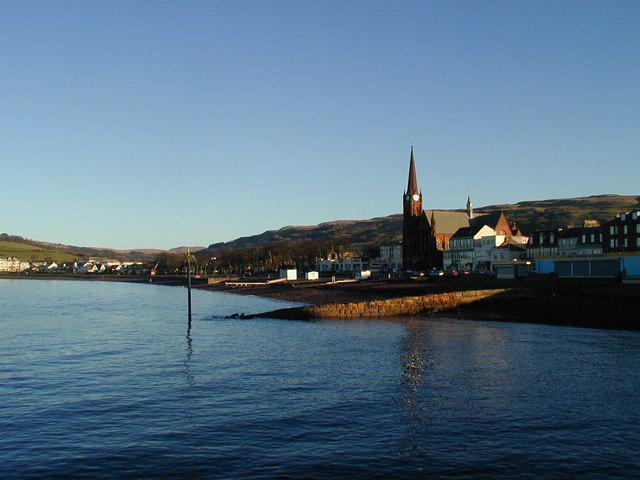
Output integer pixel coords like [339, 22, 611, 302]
[181, 320, 197, 427]
[184, 320, 195, 388]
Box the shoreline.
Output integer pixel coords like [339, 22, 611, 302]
[3, 273, 639, 330]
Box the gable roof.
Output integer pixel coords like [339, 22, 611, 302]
[497, 238, 527, 251]
[424, 210, 470, 235]
[451, 224, 490, 239]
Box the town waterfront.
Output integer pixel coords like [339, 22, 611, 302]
[2, 279, 640, 478]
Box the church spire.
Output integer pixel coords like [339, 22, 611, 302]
[407, 145, 418, 194]
[466, 195, 473, 219]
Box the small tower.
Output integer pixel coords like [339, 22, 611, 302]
[466, 195, 473, 220]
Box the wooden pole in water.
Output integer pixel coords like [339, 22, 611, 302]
[186, 249, 192, 323]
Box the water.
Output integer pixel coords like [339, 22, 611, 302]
[1, 279, 639, 479]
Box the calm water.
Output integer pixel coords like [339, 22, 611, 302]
[1, 279, 639, 479]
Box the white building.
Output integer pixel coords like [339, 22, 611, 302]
[279, 268, 297, 280]
[318, 257, 363, 274]
[444, 212, 528, 272]
[355, 270, 371, 280]
[304, 271, 319, 280]
[491, 239, 528, 266]
[379, 243, 402, 271]
[0, 257, 30, 272]
[474, 235, 508, 271]
[444, 224, 497, 271]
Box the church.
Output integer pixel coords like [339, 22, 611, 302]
[402, 147, 472, 271]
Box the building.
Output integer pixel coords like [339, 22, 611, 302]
[402, 147, 470, 271]
[0, 257, 30, 272]
[491, 238, 527, 264]
[603, 210, 640, 253]
[526, 230, 560, 259]
[318, 256, 364, 274]
[558, 226, 602, 256]
[279, 269, 297, 280]
[379, 243, 402, 271]
[535, 254, 640, 278]
[304, 271, 319, 280]
[443, 212, 521, 271]
[355, 270, 371, 280]
[445, 224, 495, 271]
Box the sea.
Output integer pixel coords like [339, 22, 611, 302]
[1, 279, 639, 478]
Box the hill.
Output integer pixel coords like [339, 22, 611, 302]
[3, 194, 638, 261]
[0, 239, 78, 262]
[0, 234, 205, 262]
[205, 194, 640, 252]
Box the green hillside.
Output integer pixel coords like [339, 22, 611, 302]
[0, 240, 77, 262]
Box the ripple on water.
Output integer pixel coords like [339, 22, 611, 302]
[1, 279, 640, 478]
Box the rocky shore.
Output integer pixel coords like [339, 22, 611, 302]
[215, 278, 640, 330]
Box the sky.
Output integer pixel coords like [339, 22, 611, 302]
[1, 1, 639, 249]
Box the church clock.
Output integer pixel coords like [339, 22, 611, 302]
[412, 194, 420, 201]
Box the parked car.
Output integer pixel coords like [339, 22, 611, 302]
[429, 268, 444, 277]
[445, 269, 459, 277]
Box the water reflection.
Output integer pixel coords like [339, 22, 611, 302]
[184, 321, 195, 389]
[398, 320, 431, 458]
[181, 320, 197, 427]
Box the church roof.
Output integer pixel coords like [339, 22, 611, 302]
[424, 210, 470, 235]
[407, 146, 419, 195]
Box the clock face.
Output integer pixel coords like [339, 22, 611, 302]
[412, 194, 420, 201]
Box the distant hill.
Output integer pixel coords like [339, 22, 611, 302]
[0, 234, 205, 262]
[0, 238, 78, 262]
[205, 194, 640, 252]
[3, 194, 638, 261]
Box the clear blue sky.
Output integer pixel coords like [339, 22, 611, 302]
[1, 1, 638, 249]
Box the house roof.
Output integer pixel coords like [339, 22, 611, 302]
[498, 238, 527, 251]
[451, 225, 486, 239]
[559, 226, 601, 238]
[449, 212, 512, 239]
[424, 210, 470, 235]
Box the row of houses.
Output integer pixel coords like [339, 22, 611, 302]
[527, 210, 640, 279]
[0, 258, 146, 274]
[527, 211, 640, 258]
[377, 208, 640, 279]
[0, 257, 31, 272]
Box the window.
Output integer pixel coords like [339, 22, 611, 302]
[610, 226, 615, 235]
[637, 224, 640, 234]
[624, 238, 628, 248]
[550, 234, 555, 243]
[637, 237, 640, 247]
[632, 212, 638, 220]
[621, 213, 626, 221]
[582, 234, 586, 243]
[590, 233, 595, 243]
[610, 239, 616, 248]
[624, 225, 628, 234]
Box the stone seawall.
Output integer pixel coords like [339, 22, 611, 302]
[242, 289, 511, 319]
